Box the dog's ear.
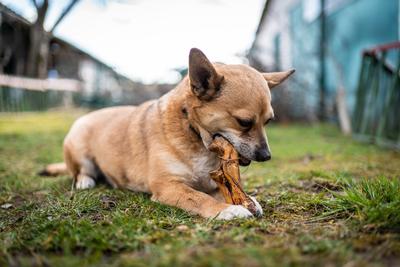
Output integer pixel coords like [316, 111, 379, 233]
[189, 48, 224, 101]
[262, 69, 295, 89]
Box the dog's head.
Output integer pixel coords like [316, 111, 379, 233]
[186, 48, 294, 166]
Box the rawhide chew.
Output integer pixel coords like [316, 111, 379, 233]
[209, 136, 258, 215]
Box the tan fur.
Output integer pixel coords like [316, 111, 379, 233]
[50, 48, 294, 219]
[39, 162, 68, 176]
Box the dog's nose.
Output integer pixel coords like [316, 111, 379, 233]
[255, 148, 271, 162]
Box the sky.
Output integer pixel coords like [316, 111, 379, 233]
[4, 0, 265, 83]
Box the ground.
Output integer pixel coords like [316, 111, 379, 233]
[0, 111, 399, 267]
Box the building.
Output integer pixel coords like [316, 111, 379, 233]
[0, 3, 173, 110]
[248, 0, 399, 121]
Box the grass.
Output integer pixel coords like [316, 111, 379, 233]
[320, 177, 400, 232]
[0, 111, 400, 267]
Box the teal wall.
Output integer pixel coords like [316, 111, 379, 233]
[289, 4, 320, 118]
[290, 0, 399, 118]
[325, 0, 399, 114]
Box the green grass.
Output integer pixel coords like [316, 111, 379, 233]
[321, 177, 400, 232]
[1, 111, 400, 267]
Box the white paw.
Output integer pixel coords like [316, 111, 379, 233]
[249, 196, 263, 217]
[76, 175, 96, 189]
[216, 205, 253, 220]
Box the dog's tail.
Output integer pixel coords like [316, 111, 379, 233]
[38, 162, 68, 177]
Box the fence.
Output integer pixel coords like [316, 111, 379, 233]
[353, 42, 400, 150]
[0, 74, 81, 112]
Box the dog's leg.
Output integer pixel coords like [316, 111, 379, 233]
[150, 180, 253, 220]
[76, 174, 96, 189]
[210, 189, 225, 202]
[210, 189, 264, 217]
[75, 159, 97, 190]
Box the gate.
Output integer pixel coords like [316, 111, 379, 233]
[353, 42, 400, 150]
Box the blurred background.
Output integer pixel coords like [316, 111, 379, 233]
[0, 0, 399, 150]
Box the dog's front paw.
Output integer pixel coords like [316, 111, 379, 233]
[216, 205, 253, 220]
[249, 196, 263, 217]
[76, 175, 96, 190]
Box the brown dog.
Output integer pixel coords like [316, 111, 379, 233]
[44, 48, 294, 220]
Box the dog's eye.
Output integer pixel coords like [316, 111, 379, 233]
[236, 118, 254, 130]
[264, 117, 274, 125]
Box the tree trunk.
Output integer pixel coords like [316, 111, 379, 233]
[38, 33, 50, 79]
[26, 0, 81, 78]
[26, 0, 48, 78]
[27, 24, 41, 77]
[27, 25, 50, 79]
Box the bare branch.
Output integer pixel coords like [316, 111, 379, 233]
[30, 0, 38, 11]
[50, 0, 80, 33]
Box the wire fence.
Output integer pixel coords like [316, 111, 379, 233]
[0, 87, 76, 112]
[0, 74, 80, 112]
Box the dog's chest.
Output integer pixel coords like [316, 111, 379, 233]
[190, 152, 220, 192]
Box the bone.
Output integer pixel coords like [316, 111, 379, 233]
[208, 136, 258, 215]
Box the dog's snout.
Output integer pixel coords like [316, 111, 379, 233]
[255, 148, 271, 162]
